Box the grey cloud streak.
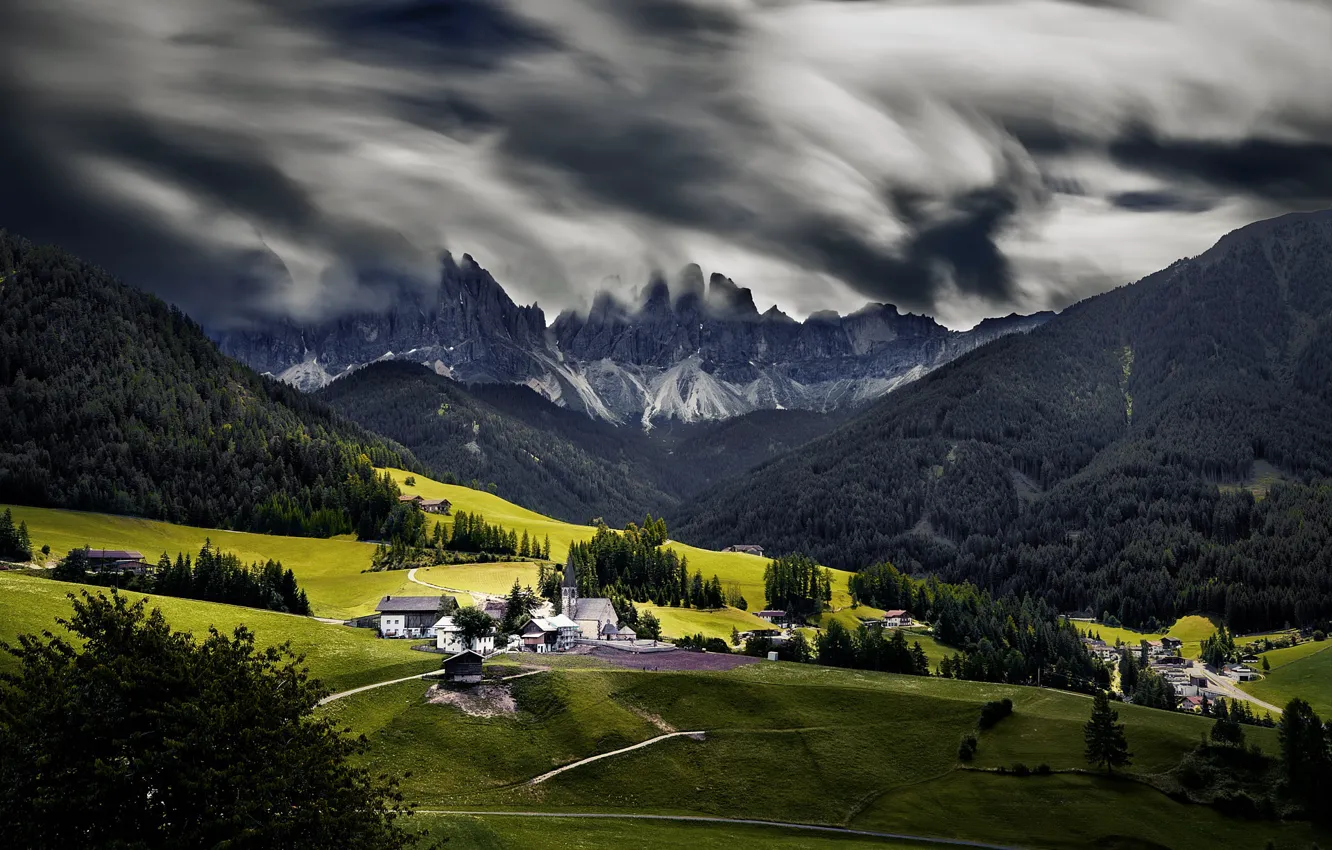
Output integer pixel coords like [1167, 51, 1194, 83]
[1, 0, 1330, 330]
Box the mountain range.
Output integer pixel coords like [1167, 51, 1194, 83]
[215, 257, 1052, 429]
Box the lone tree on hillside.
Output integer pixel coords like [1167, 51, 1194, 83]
[1084, 690, 1132, 775]
[0, 591, 418, 848]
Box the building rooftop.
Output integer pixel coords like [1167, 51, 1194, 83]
[85, 549, 145, 561]
[376, 595, 444, 613]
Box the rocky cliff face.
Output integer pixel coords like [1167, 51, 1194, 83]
[216, 258, 1052, 426]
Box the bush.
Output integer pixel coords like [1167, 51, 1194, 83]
[1011, 763, 1030, 777]
[978, 698, 1014, 730]
[1035, 763, 1052, 775]
[1315, 630, 1327, 642]
[958, 735, 977, 762]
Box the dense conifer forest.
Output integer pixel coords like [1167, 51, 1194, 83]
[0, 232, 419, 538]
[675, 212, 1332, 631]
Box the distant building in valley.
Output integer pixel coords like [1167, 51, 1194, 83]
[376, 595, 450, 638]
[396, 494, 451, 514]
[882, 610, 914, 628]
[723, 544, 764, 557]
[83, 549, 148, 574]
[755, 610, 787, 625]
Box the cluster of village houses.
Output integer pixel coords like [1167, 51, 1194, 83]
[372, 557, 639, 656]
[1082, 634, 1262, 713]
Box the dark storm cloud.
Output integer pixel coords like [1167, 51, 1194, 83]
[297, 0, 560, 67]
[0, 0, 1330, 329]
[1109, 130, 1332, 207]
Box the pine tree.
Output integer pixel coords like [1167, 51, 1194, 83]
[1084, 690, 1131, 774]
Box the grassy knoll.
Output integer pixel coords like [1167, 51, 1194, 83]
[4, 504, 414, 619]
[326, 658, 1323, 847]
[0, 572, 437, 692]
[1242, 640, 1332, 716]
[412, 814, 941, 850]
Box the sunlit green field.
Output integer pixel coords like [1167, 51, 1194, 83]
[413, 562, 542, 598]
[638, 603, 777, 640]
[1241, 640, 1332, 717]
[4, 504, 415, 619]
[0, 572, 437, 692]
[386, 468, 861, 611]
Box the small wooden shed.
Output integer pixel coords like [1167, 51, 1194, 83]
[441, 650, 484, 684]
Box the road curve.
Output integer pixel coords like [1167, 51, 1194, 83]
[414, 811, 1023, 849]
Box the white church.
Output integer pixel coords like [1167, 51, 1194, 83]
[561, 555, 618, 640]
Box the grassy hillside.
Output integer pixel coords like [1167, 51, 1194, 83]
[5, 504, 413, 620]
[413, 815, 936, 850]
[1242, 640, 1332, 716]
[331, 661, 1323, 849]
[0, 572, 437, 691]
[388, 467, 860, 612]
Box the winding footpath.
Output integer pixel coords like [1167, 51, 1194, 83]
[413, 811, 1023, 849]
[526, 731, 707, 785]
[407, 567, 502, 606]
[317, 671, 440, 706]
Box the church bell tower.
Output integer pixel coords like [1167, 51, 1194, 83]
[561, 554, 578, 618]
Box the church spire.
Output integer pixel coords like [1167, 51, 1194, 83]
[561, 554, 578, 617]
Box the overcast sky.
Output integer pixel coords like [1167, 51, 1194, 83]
[2, 0, 1330, 329]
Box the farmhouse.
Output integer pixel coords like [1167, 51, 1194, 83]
[723, 544, 764, 557]
[883, 610, 914, 628]
[441, 650, 484, 684]
[1161, 636, 1184, 650]
[482, 599, 508, 621]
[521, 615, 580, 652]
[755, 610, 787, 625]
[434, 616, 496, 655]
[1181, 696, 1205, 713]
[83, 549, 148, 574]
[376, 595, 449, 638]
[396, 494, 451, 514]
[561, 556, 618, 640]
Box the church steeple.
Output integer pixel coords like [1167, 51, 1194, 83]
[561, 554, 578, 618]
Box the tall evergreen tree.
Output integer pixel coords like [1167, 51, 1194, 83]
[1084, 691, 1132, 774]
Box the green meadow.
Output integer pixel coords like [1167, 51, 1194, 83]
[387, 468, 862, 612]
[0, 572, 437, 692]
[4, 504, 412, 620]
[412, 814, 941, 850]
[1242, 640, 1332, 717]
[332, 660, 1324, 849]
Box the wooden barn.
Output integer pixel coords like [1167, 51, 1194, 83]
[441, 650, 484, 684]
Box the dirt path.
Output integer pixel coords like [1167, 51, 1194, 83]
[413, 811, 1022, 849]
[527, 731, 707, 785]
[317, 671, 439, 706]
[407, 567, 500, 605]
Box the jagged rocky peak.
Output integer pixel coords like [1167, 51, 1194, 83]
[217, 249, 1056, 427]
[706, 272, 759, 317]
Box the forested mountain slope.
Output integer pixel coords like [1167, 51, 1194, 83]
[318, 361, 845, 525]
[0, 232, 418, 537]
[673, 210, 1332, 632]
